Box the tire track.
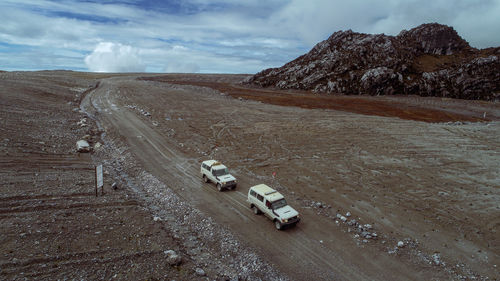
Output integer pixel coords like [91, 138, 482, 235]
[0, 201, 138, 214]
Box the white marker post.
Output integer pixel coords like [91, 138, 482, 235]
[95, 164, 104, 196]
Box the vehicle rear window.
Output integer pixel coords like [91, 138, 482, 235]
[257, 194, 264, 202]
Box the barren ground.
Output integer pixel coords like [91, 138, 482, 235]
[1, 71, 499, 280]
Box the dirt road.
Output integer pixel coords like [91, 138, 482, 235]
[2, 71, 499, 280]
[83, 75, 500, 280]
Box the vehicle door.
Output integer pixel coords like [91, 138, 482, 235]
[263, 199, 274, 219]
[208, 167, 217, 183]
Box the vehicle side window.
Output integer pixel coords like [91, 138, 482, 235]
[250, 190, 256, 197]
[202, 164, 207, 170]
[265, 200, 271, 208]
[257, 194, 264, 202]
[212, 170, 216, 176]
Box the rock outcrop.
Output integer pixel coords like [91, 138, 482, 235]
[247, 23, 500, 100]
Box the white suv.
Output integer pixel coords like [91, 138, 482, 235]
[201, 160, 237, 191]
[247, 184, 300, 230]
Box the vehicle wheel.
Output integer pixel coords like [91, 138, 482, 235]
[275, 220, 282, 230]
[252, 206, 260, 215]
[217, 183, 222, 191]
[203, 175, 209, 183]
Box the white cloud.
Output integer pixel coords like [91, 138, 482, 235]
[164, 62, 200, 73]
[84, 42, 145, 72]
[1, 0, 500, 72]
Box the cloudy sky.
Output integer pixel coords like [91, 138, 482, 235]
[1, 0, 499, 73]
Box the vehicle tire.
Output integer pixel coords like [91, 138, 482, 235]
[203, 175, 209, 183]
[252, 205, 260, 215]
[217, 183, 222, 192]
[275, 220, 282, 230]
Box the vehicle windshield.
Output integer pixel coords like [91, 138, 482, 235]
[271, 199, 287, 210]
[213, 168, 229, 177]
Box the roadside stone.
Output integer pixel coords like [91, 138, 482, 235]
[164, 250, 182, 266]
[195, 268, 206, 276]
[76, 140, 90, 152]
[432, 253, 442, 266]
[345, 212, 351, 217]
[397, 241, 405, 248]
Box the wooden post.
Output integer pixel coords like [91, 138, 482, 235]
[95, 164, 103, 197]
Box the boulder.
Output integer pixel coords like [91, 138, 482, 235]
[76, 140, 90, 152]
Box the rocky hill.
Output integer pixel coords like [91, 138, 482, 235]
[247, 23, 500, 100]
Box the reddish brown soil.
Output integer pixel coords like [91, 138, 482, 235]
[143, 76, 490, 123]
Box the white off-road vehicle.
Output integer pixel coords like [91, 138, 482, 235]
[247, 184, 300, 230]
[200, 160, 237, 191]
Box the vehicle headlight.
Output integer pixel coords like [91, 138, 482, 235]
[222, 181, 226, 185]
[282, 218, 287, 223]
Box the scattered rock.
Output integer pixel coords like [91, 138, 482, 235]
[345, 212, 351, 217]
[76, 140, 90, 152]
[361, 231, 371, 239]
[432, 253, 442, 266]
[77, 118, 87, 127]
[195, 268, 206, 276]
[164, 250, 182, 266]
[397, 241, 405, 248]
[111, 182, 118, 190]
[437, 191, 449, 196]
